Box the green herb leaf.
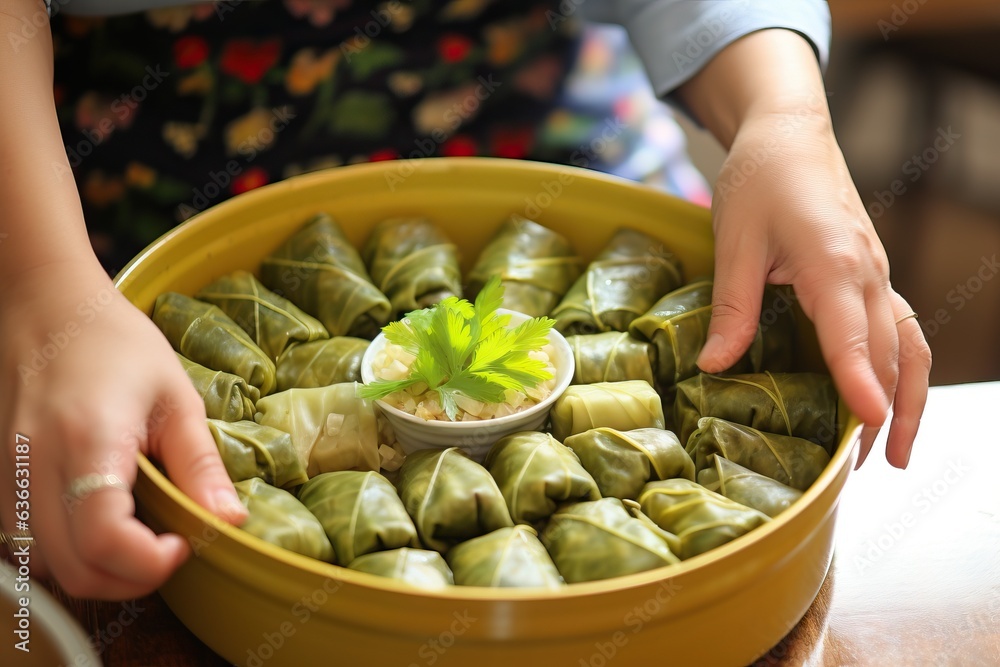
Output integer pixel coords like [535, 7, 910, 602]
[365, 276, 555, 420]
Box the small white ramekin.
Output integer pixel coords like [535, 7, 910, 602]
[360, 309, 574, 462]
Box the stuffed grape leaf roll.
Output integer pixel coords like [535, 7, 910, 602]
[208, 419, 308, 490]
[566, 332, 657, 386]
[298, 471, 419, 565]
[153, 292, 276, 396]
[259, 214, 392, 338]
[551, 228, 684, 335]
[196, 270, 329, 361]
[638, 478, 770, 560]
[550, 380, 665, 442]
[234, 478, 334, 562]
[466, 217, 582, 317]
[447, 526, 564, 588]
[674, 371, 839, 451]
[348, 548, 454, 590]
[275, 337, 370, 390]
[362, 218, 462, 315]
[397, 448, 514, 552]
[628, 280, 795, 389]
[563, 427, 694, 501]
[177, 354, 259, 422]
[485, 432, 600, 525]
[541, 498, 679, 583]
[687, 417, 831, 491]
[253, 383, 381, 476]
[697, 456, 803, 518]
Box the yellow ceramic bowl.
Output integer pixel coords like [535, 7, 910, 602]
[118, 158, 860, 667]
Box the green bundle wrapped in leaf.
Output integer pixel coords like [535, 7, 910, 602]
[153, 292, 276, 396]
[564, 427, 694, 501]
[234, 478, 334, 562]
[259, 214, 392, 338]
[566, 332, 657, 385]
[628, 280, 796, 389]
[541, 498, 679, 583]
[196, 270, 329, 360]
[253, 383, 380, 477]
[397, 448, 514, 552]
[177, 354, 259, 422]
[207, 419, 308, 490]
[550, 380, 665, 442]
[638, 478, 770, 560]
[485, 432, 600, 525]
[298, 471, 418, 565]
[698, 456, 803, 518]
[447, 526, 564, 588]
[551, 228, 684, 335]
[687, 417, 831, 491]
[362, 218, 463, 315]
[348, 548, 454, 590]
[674, 371, 839, 451]
[466, 217, 582, 317]
[275, 337, 370, 391]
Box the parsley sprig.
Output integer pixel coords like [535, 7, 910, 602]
[359, 276, 555, 420]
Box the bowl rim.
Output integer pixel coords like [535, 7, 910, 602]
[124, 157, 862, 602]
[359, 308, 575, 430]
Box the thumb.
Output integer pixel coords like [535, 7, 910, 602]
[148, 387, 247, 525]
[697, 231, 768, 373]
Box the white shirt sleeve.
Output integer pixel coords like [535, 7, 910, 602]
[579, 0, 831, 97]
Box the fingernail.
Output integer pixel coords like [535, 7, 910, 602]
[213, 490, 246, 520]
[696, 333, 725, 371]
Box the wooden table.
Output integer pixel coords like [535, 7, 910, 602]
[18, 383, 1000, 666]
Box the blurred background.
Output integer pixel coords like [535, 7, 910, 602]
[678, 0, 1000, 386]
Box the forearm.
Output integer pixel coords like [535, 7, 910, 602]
[675, 29, 831, 151]
[0, 0, 102, 287]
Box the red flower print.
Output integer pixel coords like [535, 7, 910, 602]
[232, 167, 269, 194]
[437, 34, 473, 64]
[174, 36, 209, 69]
[491, 128, 533, 160]
[368, 149, 398, 162]
[220, 39, 281, 84]
[441, 135, 477, 157]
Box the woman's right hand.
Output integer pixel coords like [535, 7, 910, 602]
[0, 260, 246, 599]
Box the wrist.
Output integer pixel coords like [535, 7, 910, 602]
[678, 29, 830, 149]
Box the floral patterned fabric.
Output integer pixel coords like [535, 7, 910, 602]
[52, 1, 708, 272]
